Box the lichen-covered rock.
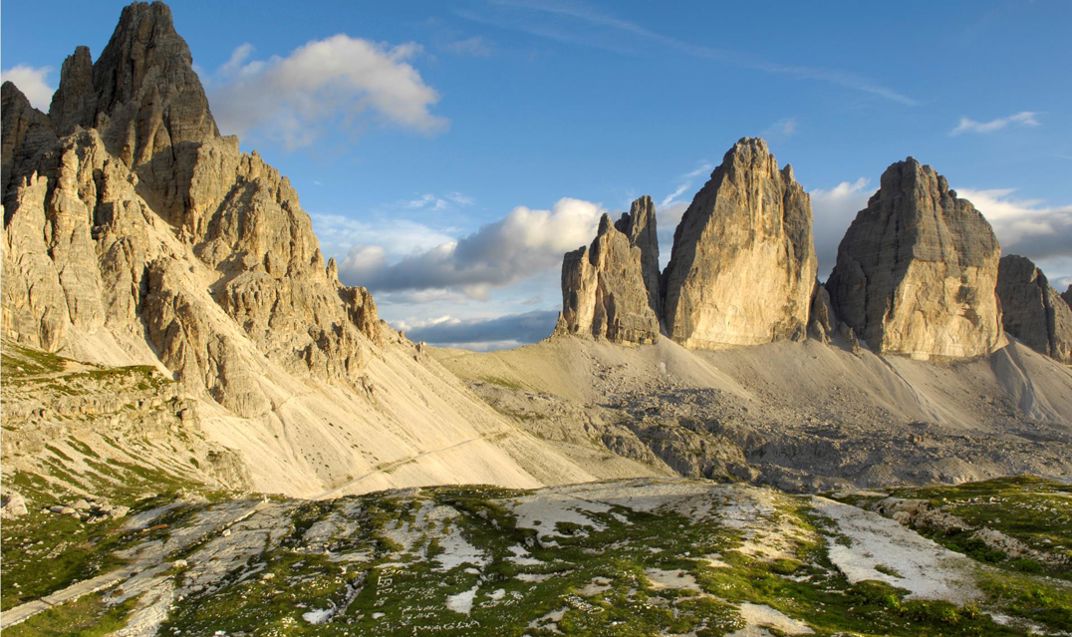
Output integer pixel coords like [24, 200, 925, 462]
[997, 255, 1072, 364]
[559, 197, 662, 344]
[662, 138, 817, 348]
[826, 158, 1002, 359]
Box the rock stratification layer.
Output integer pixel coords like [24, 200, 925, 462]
[559, 196, 661, 344]
[662, 138, 817, 348]
[826, 158, 1002, 359]
[997, 255, 1072, 364]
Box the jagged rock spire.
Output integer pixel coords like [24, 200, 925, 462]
[558, 197, 662, 344]
[826, 158, 1002, 359]
[661, 137, 817, 348]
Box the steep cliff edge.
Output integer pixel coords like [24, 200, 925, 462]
[662, 138, 818, 349]
[826, 158, 1003, 359]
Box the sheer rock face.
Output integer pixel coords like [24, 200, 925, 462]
[662, 138, 817, 348]
[997, 255, 1072, 364]
[1063, 286, 1072, 309]
[827, 158, 1002, 359]
[1, 82, 57, 200]
[2, 1, 381, 416]
[559, 197, 661, 344]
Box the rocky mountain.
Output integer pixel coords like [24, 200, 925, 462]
[662, 138, 817, 348]
[557, 196, 661, 343]
[1063, 285, 1072, 308]
[997, 255, 1072, 364]
[2, 1, 595, 497]
[826, 158, 1003, 359]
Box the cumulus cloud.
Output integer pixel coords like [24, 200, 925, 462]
[959, 188, 1072, 263]
[1, 65, 53, 110]
[810, 178, 872, 277]
[209, 36, 446, 148]
[402, 310, 558, 348]
[950, 111, 1039, 136]
[339, 197, 603, 297]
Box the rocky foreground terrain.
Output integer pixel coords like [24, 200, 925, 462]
[2, 2, 1071, 636]
[2, 473, 1070, 635]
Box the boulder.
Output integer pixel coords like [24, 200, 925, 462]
[997, 255, 1072, 363]
[662, 137, 817, 348]
[826, 158, 1002, 359]
[559, 196, 661, 344]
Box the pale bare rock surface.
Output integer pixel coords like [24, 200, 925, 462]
[811, 496, 981, 603]
[558, 195, 662, 344]
[1, 2, 598, 497]
[827, 158, 1003, 359]
[997, 254, 1072, 364]
[662, 138, 817, 349]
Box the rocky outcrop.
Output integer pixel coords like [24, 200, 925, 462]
[1, 82, 58, 200]
[1063, 285, 1072, 309]
[808, 284, 836, 343]
[2, 0, 381, 414]
[997, 255, 1072, 364]
[826, 159, 1002, 359]
[662, 138, 817, 348]
[559, 197, 661, 343]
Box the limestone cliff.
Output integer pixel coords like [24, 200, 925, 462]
[2, 1, 594, 497]
[661, 138, 817, 348]
[2, 2, 382, 417]
[997, 255, 1072, 364]
[559, 196, 661, 343]
[826, 158, 1002, 359]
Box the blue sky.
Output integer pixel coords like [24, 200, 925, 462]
[4, 0, 1071, 348]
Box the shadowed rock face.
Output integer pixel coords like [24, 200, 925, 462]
[2, 0, 381, 416]
[826, 158, 1002, 359]
[1063, 286, 1072, 309]
[997, 255, 1072, 364]
[661, 138, 817, 349]
[559, 196, 661, 344]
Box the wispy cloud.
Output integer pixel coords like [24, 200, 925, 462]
[1, 65, 53, 110]
[763, 117, 798, 140]
[950, 111, 1039, 136]
[404, 192, 474, 211]
[209, 36, 446, 148]
[444, 36, 493, 57]
[660, 162, 713, 208]
[466, 0, 916, 105]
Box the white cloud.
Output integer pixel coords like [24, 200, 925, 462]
[810, 178, 872, 278]
[405, 192, 474, 211]
[660, 162, 713, 208]
[763, 117, 798, 139]
[209, 36, 446, 148]
[959, 188, 1072, 264]
[1, 65, 53, 110]
[310, 212, 456, 262]
[339, 197, 603, 296]
[950, 111, 1039, 136]
[445, 36, 493, 57]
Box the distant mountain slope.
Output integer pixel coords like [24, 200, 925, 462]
[435, 335, 1072, 490]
